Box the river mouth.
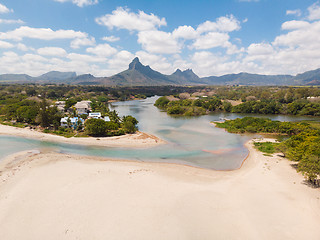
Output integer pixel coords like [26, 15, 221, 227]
[1, 96, 319, 170]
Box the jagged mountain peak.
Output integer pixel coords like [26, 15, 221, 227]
[129, 57, 143, 70]
[174, 69, 182, 74]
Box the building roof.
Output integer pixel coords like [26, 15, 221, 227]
[89, 112, 101, 117]
[55, 101, 65, 105]
[61, 117, 84, 123]
[74, 101, 90, 109]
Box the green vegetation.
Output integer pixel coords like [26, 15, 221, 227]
[155, 86, 320, 117]
[216, 117, 320, 186]
[0, 84, 142, 137]
[84, 115, 138, 137]
[215, 117, 309, 135]
[155, 96, 224, 116]
[253, 142, 279, 154]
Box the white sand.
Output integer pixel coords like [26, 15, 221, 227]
[0, 140, 320, 240]
[0, 124, 165, 148]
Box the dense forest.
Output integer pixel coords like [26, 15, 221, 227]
[155, 86, 320, 116]
[216, 117, 320, 185]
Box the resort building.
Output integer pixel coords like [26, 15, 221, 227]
[87, 113, 110, 121]
[74, 101, 91, 114]
[55, 101, 65, 112]
[60, 117, 84, 129]
[88, 112, 102, 119]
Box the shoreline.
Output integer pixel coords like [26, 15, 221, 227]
[0, 140, 320, 239]
[0, 124, 166, 148]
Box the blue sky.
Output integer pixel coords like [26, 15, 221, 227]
[0, 0, 320, 77]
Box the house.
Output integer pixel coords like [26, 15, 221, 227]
[55, 101, 65, 112]
[87, 113, 110, 121]
[88, 112, 102, 119]
[74, 101, 91, 114]
[60, 117, 84, 129]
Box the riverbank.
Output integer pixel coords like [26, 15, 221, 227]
[0, 124, 165, 148]
[0, 139, 319, 239]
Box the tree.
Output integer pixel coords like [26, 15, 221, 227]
[67, 117, 72, 129]
[154, 96, 170, 108]
[85, 118, 107, 136]
[36, 99, 61, 128]
[222, 101, 232, 112]
[37, 99, 50, 128]
[122, 115, 138, 133]
[298, 155, 320, 184]
[65, 98, 77, 110]
[108, 110, 121, 125]
[122, 115, 138, 125]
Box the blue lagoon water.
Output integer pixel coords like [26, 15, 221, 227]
[1, 96, 319, 170]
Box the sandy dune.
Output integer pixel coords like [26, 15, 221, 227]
[0, 124, 165, 148]
[0, 140, 320, 240]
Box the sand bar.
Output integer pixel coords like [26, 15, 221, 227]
[0, 139, 320, 239]
[0, 124, 165, 148]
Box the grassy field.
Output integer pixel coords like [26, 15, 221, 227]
[253, 141, 279, 155]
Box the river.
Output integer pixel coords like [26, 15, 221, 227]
[1, 96, 319, 170]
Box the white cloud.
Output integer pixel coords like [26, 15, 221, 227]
[95, 7, 166, 32]
[70, 36, 95, 49]
[135, 50, 173, 74]
[172, 26, 198, 39]
[281, 20, 310, 30]
[16, 43, 29, 51]
[247, 43, 274, 56]
[22, 54, 48, 63]
[137, 30, 180, 54]
[54, 0, 98, 7]
[107, 50, 135, 74]
[0, 26, 88, 41]
[308, 2, 320, 21]
[135, 50, 162, 64]
[0, 40, 14, 48]
[274, 21, 320, 47]
[197, 15, 241, 33]
[191, 51, 229, 76]
[0, 3, 12, 13]
[0, 19, 24, 24]
[86, 43, 117, 57]
[286, 9, 302, 17]
[67, 53, 106, 63]
[37, 47, 67, 57]
[193, 32, 230, 50]
[102, 35, 120, 42]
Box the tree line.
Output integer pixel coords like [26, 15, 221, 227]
[216, 117, 320, 185]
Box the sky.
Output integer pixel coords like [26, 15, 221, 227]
[0, 0, 320, 77]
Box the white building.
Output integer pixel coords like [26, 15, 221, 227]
[74, 101, 91, 114]
[89, 112, 102, 119]
[55, 101, 65, 112]
[60, 117, 84, 129]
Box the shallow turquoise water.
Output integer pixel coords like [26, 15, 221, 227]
[1, 96, 319, 170]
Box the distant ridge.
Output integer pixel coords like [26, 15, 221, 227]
[0, 57, 320, 86]
[99, 57, 175, 86]
[37, 71, 76, 81]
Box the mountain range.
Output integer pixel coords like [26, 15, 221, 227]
[0, 57, 320, 86]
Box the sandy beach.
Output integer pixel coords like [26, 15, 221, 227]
[0, 139, 320, 240]
[0, 124, 165, 148]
